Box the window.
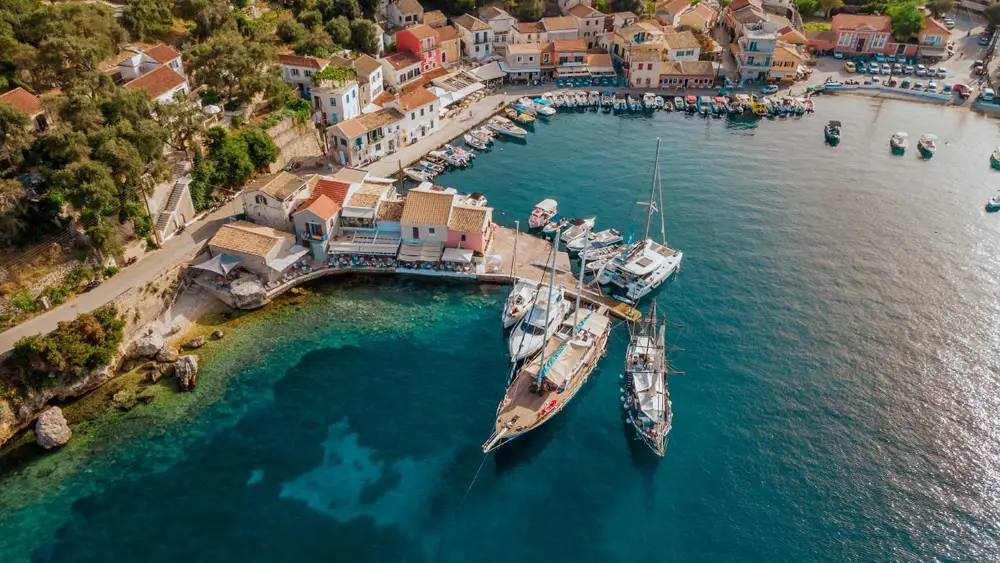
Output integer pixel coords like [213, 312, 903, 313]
[528, 56, 534, 62]
[330, 97, 337, 107]
[429, 227, 436, 234]
[255, 195, 266, 204]
[308, 222, 322, 236]
[460, 234, 467, 242]
[411, 112, 416, 119]
[517, 56, 522, 62]
[305, 70, 312, 76]
[375, 143, 381, 150]
[340, 138, 347, 146]
[420, 108, 424, 116]
[413, 227, 419, 239]
[475, 45, 480, 53]
[429, 104, 434, 111]
[430, 119, 434, 128]
[291, 68, 300, 76]
[398, 74, 404, 82]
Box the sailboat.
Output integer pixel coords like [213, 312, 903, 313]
[484, 229, 612, 453]
[502, 222, 539, 329]
[623, 301, 673, 457]
[597, 139, 683, 304]
[507, 237, 570, 362]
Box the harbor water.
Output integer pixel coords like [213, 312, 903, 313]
[3, 95, 1000, 562]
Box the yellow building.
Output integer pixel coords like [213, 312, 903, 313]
[769, 42, 805, 82]
[611, 23, 667, 64]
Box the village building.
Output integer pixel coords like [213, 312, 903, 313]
[804, 14, 917, 58]
[292, 192, 341, 261]
[541, 16, 580, 42]
[628, 50, 662, 88]
[504, 42, 543, 82]
[242, 171, 312, 232]
[558, 0, 592, 16]
[396, 24, 442, 73]
[480, 6, 517, 55]
[311, 78, 360, 125]
[437, 26, 462, 66]
[423, 9, 448, 28]
[207, 221, 305, 283]
[118, 43, 185, 82]
[124, 64, 189, 103]
[658, 60, 716, 88]
[385, 87, 440, 144]
[380, 51, 423, 90]
[277, 54, 331, 98]
[663, 30, 702, 61]
[447, 204, 494, 255]
[769, 42, 805, 81]
[453, 14, 493, 60]
[354, 55, 384, 107]
[511, 21, 547, 44]
[611, 11, 640, 31]
[0, 87, 49, 133]
[327, 108, 404, 167]
[387, 0, 424, 30]
[568, 3, 605, 48]
[917, 17, 950, 59]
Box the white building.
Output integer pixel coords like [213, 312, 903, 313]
[505, 42, 543, 82]
[327, 108, 405, 167]
[385, 87, 439, 145]
[242, 171, 313, 233]
[380, 51, 423, 90]
[277, 54, 335, 98]
[558, 0, 592, 16]
[568, 3, 606, 48]
[354, 54, 385, 107]
[453, 14, 493, 61]
[312, 79, 360, 125]
[541, 16, 581, 42]
[124, 65, 189, 103]
[387, 0, 424, 29]
[480, 6, 517, 55]
[664, 31, 702, 61]
[118, 43, 184, 82]
[511, 21, 547, 44]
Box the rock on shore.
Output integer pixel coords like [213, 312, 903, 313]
[176, 355, 198, 391]
[183, 335, 206, 349]
[0, 400, 14, 445]
[156, 346, 179, 363]
[35, 407, 72, 449]
[133, 333, 165, 358]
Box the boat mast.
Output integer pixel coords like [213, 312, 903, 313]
[510, 220, 520, 279]
[573, 225, 590, 329]
[657, 147, 666, 244]
[641, 138, 662, 244]
[535, 231, 559, 391]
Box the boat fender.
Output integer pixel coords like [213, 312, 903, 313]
[620, 395, 625, 402]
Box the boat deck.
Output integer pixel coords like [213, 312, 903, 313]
[484, 310, 611, 451]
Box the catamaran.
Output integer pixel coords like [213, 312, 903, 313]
[597, 139, 683, 304]
[484, 230, 612, 453]
[623, 300, 673, 457]
[507, 283, 570, 362]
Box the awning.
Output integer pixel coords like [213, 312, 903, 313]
[341, 207, 376, 219]
[267, 245, 311, 272]
[193, 253, 242, 275]
[399, 242, 443, 262]
[472, 61, 506, 81]
[442, 248, 473, 263]
[498, 61, 541, 74]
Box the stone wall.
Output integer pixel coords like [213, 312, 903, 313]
[265, 117, 325, 173]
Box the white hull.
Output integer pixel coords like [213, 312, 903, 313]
[502, 279, 538, 329]
[508, 287, 569, 361]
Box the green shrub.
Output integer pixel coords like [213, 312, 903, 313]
[11, 291, 36, 312]
[103, 266, 119, 278]
[42, 285, 72, 305]
[64, 265, 94, 288]
[200, 90, 222, 106]
[231, 115, 245, 128]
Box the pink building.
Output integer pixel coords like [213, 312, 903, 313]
[446, 204, 494, 254]
[396, 23, 442, 73]
[806, 14, 918, 57]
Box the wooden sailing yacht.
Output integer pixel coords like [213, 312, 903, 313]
[623, 300, 675, 457]
[484, 228, 612, 453]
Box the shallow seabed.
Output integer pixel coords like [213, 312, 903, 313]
[2, 96, 1000, 562]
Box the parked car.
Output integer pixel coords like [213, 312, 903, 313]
[761, 84, 778, 94]
[943, 17, 955, 29]
[833, 50, 844, 59]
[875, 53, 886, 62]
[979, 34, 991, 47]
[893, 63, 903, 74]
[857, 61, 868, 72]
[916, 64, 927, 76]
[928, 81, 938, 92]
[913, 82, 924, 90]
[871, 64, 882, 74]
[937, 67, 947, 78]
[904, 65, 914, 74]
[943, 84, 953, 93]
[844, 61, 856, 72]
[881, 63, 891, 73]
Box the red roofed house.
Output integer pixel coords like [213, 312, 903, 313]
[396, 24, 442, 73]
[292, 193, 341, 260]
[124, 65, 189, 103]
[380, 51, 424, 90]
[277, 53, 336, 98]
[453, 14, 493, 61]
[327, 107, 405, 166]
[546, 39, 589, 80]
[447, 203, 495, 255]
[243, 171, 313, 232]
[806, 14, 918, 57]
[387, 0, 424, 29]
[918, 17, 949, 59]
[119, 43, 185, 82]
[0, 87, 49, 133]
[385, 87, 440, 144]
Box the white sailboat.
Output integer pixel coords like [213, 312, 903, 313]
[507, 282, 570, 362]
[598, 138, 683, 304]
[624, 300, 672, 457]
[503, 278, 539, 329]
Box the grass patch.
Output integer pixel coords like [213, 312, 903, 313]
[804, 22, 831, 30]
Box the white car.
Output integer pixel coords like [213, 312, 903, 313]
[937, 67, 947, 78]
[893, 63, 903, 74]
[904, 65, 915, 74]
[870, 64, 881, 74]
[761, 85, 779, 94]
[916, 64, 927, 76]
[943, 18, 955, 29]
[881, 63, 891, 73]
[928, 81, 938, 92]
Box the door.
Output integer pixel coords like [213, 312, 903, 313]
[412, 227, 420, 239]
[856, 37, 865, 52]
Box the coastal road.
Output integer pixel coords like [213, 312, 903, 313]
[0, 199, 243, 355]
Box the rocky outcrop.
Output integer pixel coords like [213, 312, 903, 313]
[211, 329, 224, 340]
[112, 389, 136, 410]
[133, 333, 165, 358]
[176, 355, 198, 391]
[0, 399, 14, 446]
[35, 407, 71, 449]
[156, 346, 179, 363]
[183, 335, 206, 349]
[230, 276, 265, 309]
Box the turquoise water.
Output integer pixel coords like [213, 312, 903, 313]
[3, 96, 1000, 561]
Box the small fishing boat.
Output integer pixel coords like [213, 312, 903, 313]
[601, 92, 614, 107]
[566, 228, 622, 253]
[623, 300, 673, 457]
[429, 149, 467, 167]
[444, 143, 475, 160]
[464, 133, 488, 151]
[917, 134, 937, 158]
[419, 159, 444, 173]
[505, 107, 536, 125]
[529, 198, 558, 229]
[987, 190, 1000, 211]
[588, 91, 601, 107]
[685, 95, 697, 113]
[502, 278, 539, 329]
[654, 96, 665, 110]
[824, 120, 842, 146]
[471, 127, 495, 143]
[542, 217, 568, 234]
[581, 244, 623, 262]
[991, 146, 1000, 170]
[889, 132, 908, 155]
[530, 97, 557, 116]
[507, 283, 571, 362]
[488, 116, 527, 139]
[643, 92, 657, 109]
[673, 96, 684, 111]
[404, 167, 434, 182]
[560, 217, 597, 244]
[803, 97, 815, 113]
[627, 94, 640, 111]
[583, 257, 611, 274]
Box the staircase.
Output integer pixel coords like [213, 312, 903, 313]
[154, 178, 191, 236]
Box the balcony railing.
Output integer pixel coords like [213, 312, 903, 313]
[300, 231, 328, 242]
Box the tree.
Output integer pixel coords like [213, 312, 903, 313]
[610, 0, 643, 15]
[988, 3, 1000, 27]
[819, 0, 843, 17]
[0, 104, 31, 173]
[180, 0, 237, 39]
[210, 139, 254, 189]
[887, 1, 924, 39]
[0, 178, 26, 244]
[349, 19, 379, 55]
[237, 128, 278, 171]
[185, 33, 284, 103]
[276, 18, 309, 43]
[156, 97, 207, 154]
[297, 9, 324, 29]
[795, 0, 819, 17]
[518, 0, 544, 20]
[121, 0, 173, 41]
[357, 0, 379, 17]
[444, 0, 475, 13]
[295, 28, 336, 57]
[925, 0, 954, 17]
[325, 16, 351, 46]
[324, 0, 361, 20]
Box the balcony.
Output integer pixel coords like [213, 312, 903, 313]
[300, 231, 328, 242]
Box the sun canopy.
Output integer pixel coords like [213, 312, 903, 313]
[267, 245, 310, 272]
[472, 61, 506, 81]
[193, 253, 242, 275]
[442, 248, 474, 263]
[534, 199, 557, 212]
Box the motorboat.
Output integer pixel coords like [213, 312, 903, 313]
[429, 149, 467, 167]
[529, 198, 558, 229]
[583, 256, 611, 274]
[991, 146, 1000, 170]
[654, 96, 665, 109]
[588, 91, 601, 106]
[444, 143, 475, 160]
[530, 97, 557, 116]
[643, 92, 657, 109]
[987, 190, 1000, 211]
[918, 134, 937, 158]
[673, 96, 684, 110]
[560, 217, 597, 244]
[542, 217, 568, 234]
[566, 228, 622, 253]
[601, 92, 614, 107]
[824, 120, 842, 146]
[507, 283, 570, 362]
[464, 133, 488, 151]
[471, 127, 494, 144]
[502, 278, 539, 329]
[575, 91, 589, 107]
[419, 159, 445, 173]
[488, 116, 527, 138]
[403, 167, 434, 182]
[890, 132, 908, 155]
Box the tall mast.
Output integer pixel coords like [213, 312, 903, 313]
[535, 231, 559, 390]
[657, 147, 666, 244]
[641, 138, 662, 244]
[510, 220, 520, 279]
[573, 225, 590, 329]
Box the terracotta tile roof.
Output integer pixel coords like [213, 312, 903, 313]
[397, 86, 438, 110]
[507, 42, 542, 55]
[401, 189, 454, 226]
[376, 199, 405, 222]
[448, 205, 489, 233]
[569, 3, 602, 17]
[423, 10, 447, 25]
[144, 43, 182, 64]
[246, 171, 308, 200]
[372, 90, 395, 106]
[480, 5, 512, 21]
[585, 53, 613, 67]
[382, 51, 422, 70]
[346, 192, 381, 208]
[400, 67, 449, 93]
[775, 43, 804, 60]
[404, 23, 439, 40]
[923, 17, 949, 36]
[664, 30, 700, 50]
[454, 14, 490, 32]
[833, 13, 891, 33]
[277, 53, 329, 69]
[780, 28, 807, 44]
[124, 65, 187, 99]
[541, 16, 577, 32]
[354, 54, 382, 76]
[309, 177, 353, 205]
[437, 25, 460, 41]
[516, 21, 544, 34]
[552, 39, 588, 52]
[693, 4, 717, 21]
[660, 60, 715, 75]
[657, 0, 688, 16]
[295, 193, 340, 219]
[805, 29, 836, 42]
[614, 11, 638, 19]
[209, 221, 291, 258]
[0, 87, 44, 116]
[396, 0, 423, 13]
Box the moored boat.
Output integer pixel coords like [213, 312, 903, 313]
[654, 96, 665, 109]
[419, 159, 444, 173]
[673, 96, 684, 111]
[403, 167, 434, 182]
[643, 92, 657, 109]
[987, 190, 1000, 211]
[890, 132, 908, 155]
[990, 146, 1000, 170]
[566, 228, 622, 253]
[464, 133, 488, 151]
[542, 217, 568, 233]
[588, 91, 601, 107]
[502, 278, 539, 329]
[488, 116, 527, 138]
[560, 217, 597, 244]
[824, 120, 842, 146]
[529, 198, 558, 229]
[623, 300, 672, 457]
[917, 134, 937, 158]
[530, 97, 557, 116]
[507, 282, 570, 362]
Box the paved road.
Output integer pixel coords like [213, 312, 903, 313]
[0, 199, 242, 354]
